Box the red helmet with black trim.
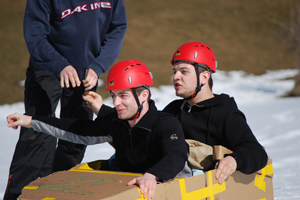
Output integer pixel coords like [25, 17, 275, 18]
[170, 42, 217, 73]
[106, 59, 153, 91]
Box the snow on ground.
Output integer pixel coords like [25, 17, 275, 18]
[0, 69, 299, 199]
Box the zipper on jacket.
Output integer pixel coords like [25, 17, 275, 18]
[129, 126, 151, 154]
[129, 129, 133, 154]
[113, 119, 134, 154]
[181, 99, 205, 113]
[113, 119, 152, 154]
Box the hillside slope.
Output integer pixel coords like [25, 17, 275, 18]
[0, 0, 296, 103]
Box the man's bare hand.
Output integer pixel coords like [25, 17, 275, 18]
[60, 65, 81, 88]
[83, 68, 98, 91]
[215, 156, 237, 184]
[127, 173, 158, 199]
[7, 113, 32, 129]
[82, 91, 103, 116]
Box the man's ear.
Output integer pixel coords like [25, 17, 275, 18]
[200, 71, 211, 85]
[141, 89, 149, 101]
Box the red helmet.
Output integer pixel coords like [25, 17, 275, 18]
[106, 59, 154, 91]
[170, 42, 217, 73]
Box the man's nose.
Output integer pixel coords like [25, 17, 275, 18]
[113, 96, 121, 107]
[173, 71, 180, 80]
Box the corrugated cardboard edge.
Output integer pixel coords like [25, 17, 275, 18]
[19, 159, 274, 200]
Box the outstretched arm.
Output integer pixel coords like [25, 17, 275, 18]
[127, 173, 158, 200]
[7, 113, 32, 129]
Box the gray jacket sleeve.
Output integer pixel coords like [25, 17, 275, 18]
[31, 117, 113, 145]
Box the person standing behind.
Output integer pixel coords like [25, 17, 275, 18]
[4, 1, 127, 199]
[6, 59, 191, 200]
[163, 42, 268, 184]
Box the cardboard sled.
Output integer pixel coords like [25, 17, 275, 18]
[19, 159, 274, 200]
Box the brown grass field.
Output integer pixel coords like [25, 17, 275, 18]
[0, 0, 298, 104]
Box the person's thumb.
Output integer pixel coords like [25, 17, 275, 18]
[127, 178, 137, 186]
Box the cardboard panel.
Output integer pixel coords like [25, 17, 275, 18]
[20, 164, 142, 200]
[19, 161, 274, 200]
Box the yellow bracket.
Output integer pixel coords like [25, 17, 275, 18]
[179, 171, 226, 200]
[135, 171, 225, 200]
[135, 188, 148, 200]
[254, 163, 273, 191]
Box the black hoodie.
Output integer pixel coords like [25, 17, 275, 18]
[163, 93, 268, 174]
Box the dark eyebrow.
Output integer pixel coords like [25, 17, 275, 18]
[110, 90, 130, 96]
[119, 91, 129, 95]
[173, 66, 190, 71]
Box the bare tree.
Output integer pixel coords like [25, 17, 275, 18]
[273, 0, 300, 97]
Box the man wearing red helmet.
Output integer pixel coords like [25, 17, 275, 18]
[163, 42, 268, 184]
[6, 59, 191, 200]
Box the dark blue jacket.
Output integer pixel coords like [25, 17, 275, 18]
[24, 0, 127, 79]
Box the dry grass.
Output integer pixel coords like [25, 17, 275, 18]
[0, 0, 28, 104]
[0, 0, 297, 103]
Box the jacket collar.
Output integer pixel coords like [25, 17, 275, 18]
[181, 93, 231, 111]
[133, 100, 157, 131]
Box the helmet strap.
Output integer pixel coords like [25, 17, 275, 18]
[185, 64, 203, 101]
[127, 88, 144, 120]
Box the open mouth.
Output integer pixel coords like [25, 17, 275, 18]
[174, 82, 181, 88]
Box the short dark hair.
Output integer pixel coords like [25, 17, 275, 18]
[135, 86, 151, 101]
[198, 66, 213, 90]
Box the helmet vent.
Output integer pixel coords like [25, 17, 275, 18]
[125, 64, 134, 71]
[124, 63, 141, 71]
[194, 44, 206, 48]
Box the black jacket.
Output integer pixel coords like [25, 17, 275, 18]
[163, 94, 268, 174]
[32, 100, 189, 181]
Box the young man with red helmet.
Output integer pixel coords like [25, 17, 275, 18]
[6, 59, 191, 200]
[163, 42, 268, 184]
